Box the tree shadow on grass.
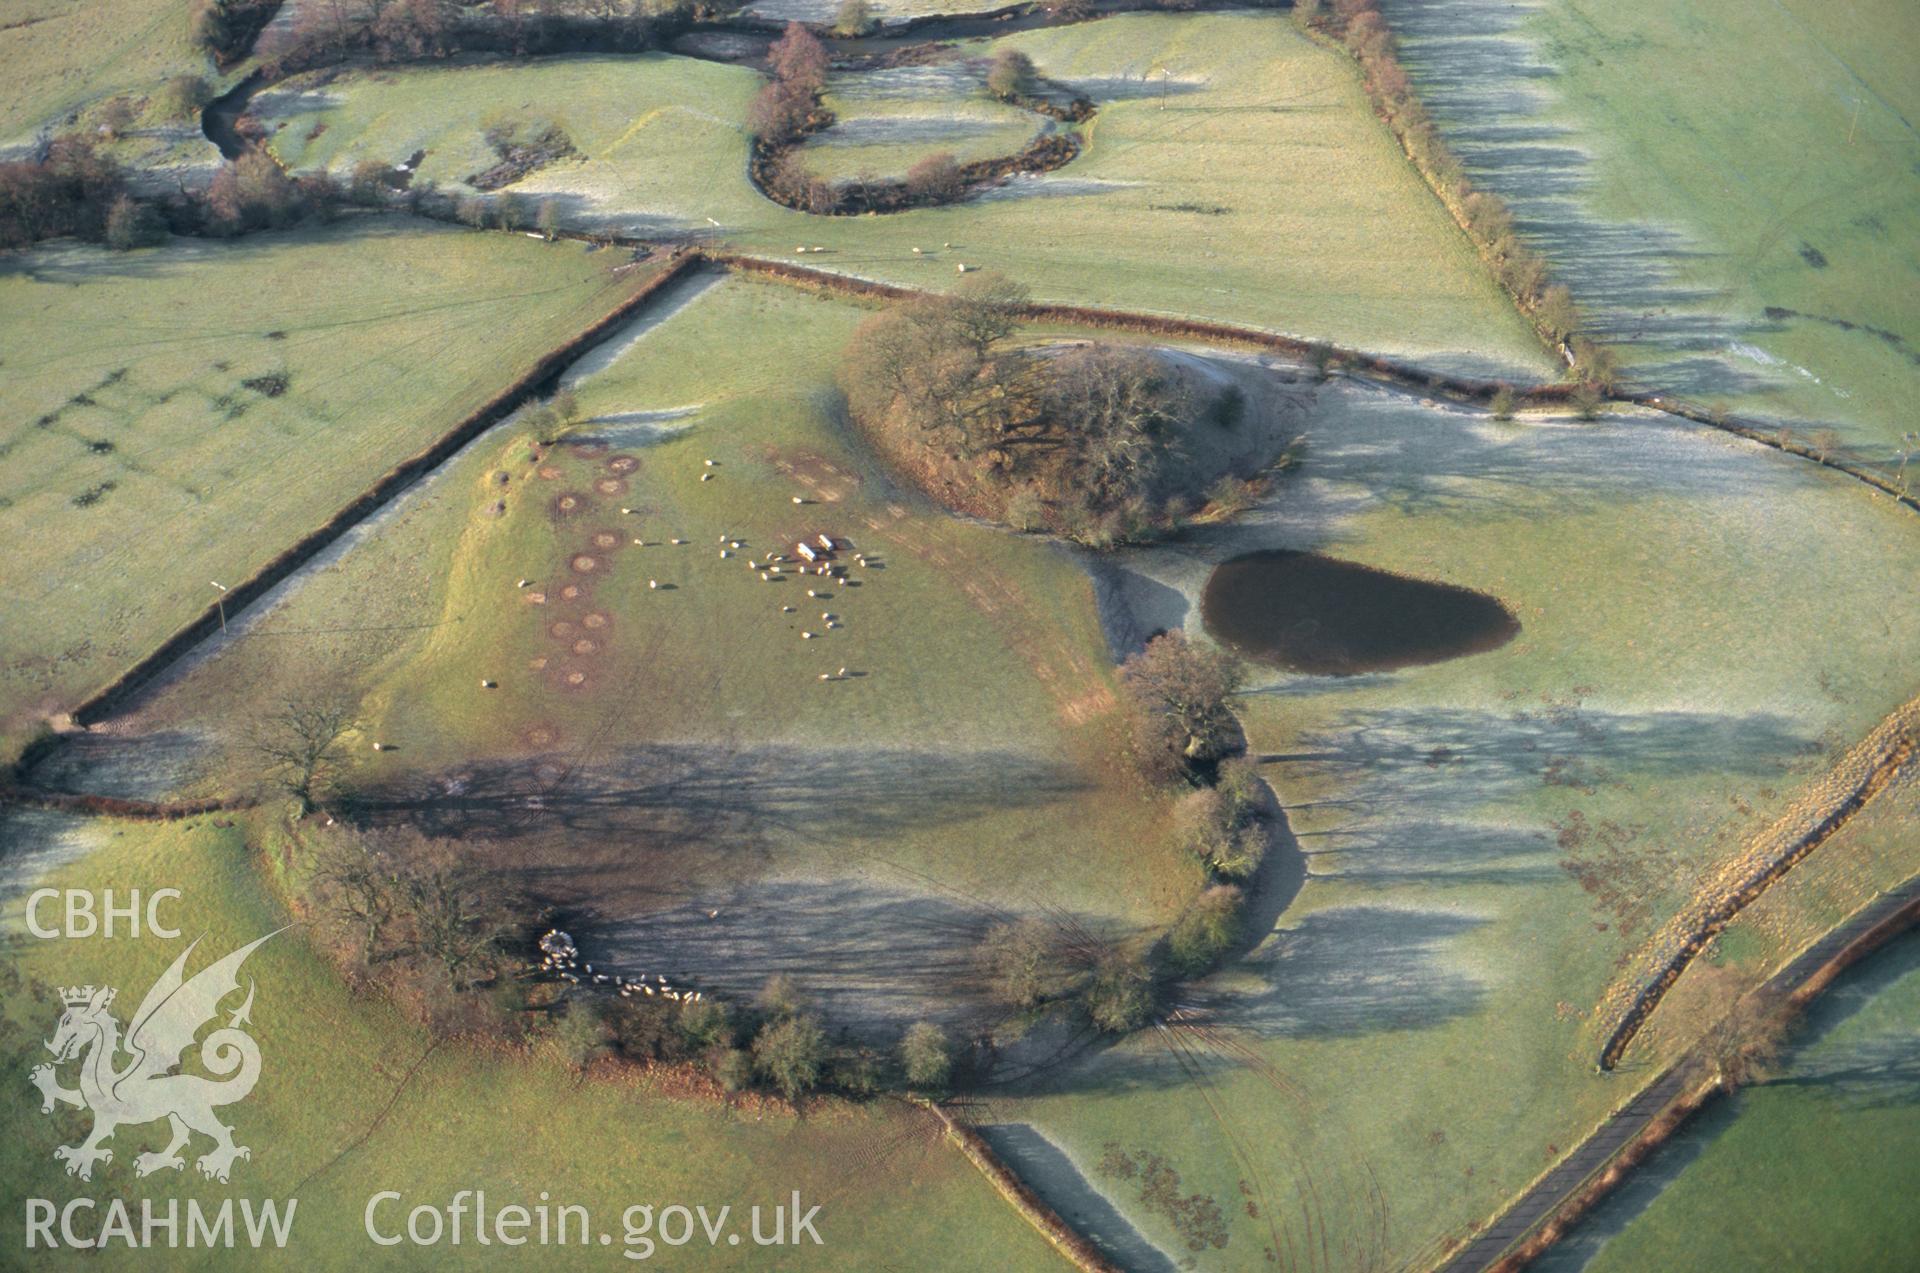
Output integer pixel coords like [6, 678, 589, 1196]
[26, 728, 216, 802]
[1202, 905, 1490, 1038]
[580, 877, 1013, 1039]
[349, 740, 1085, 844]
[978, 1124, 1181, 1273]
[1379, 0, 1765, 397]
[1264, 704, 1816, 821]
[348, 744, 1102, 1039]
[1296, 819, 1561, 887]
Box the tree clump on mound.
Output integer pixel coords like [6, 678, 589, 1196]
[838, 275, 1210, 546]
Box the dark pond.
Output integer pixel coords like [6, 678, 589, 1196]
[1200, 550, 1519, 675]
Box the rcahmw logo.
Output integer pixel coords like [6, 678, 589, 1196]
[23, 928, 299, 1252]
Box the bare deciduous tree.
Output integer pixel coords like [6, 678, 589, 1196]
[1118, 632, 1245, 769]
[1692, 969, 1795, 1091]
[247, 696, 358, 812]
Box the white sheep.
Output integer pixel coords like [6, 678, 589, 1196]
[700, 472, 713, 482]
[802, 631, 816, 640]
[649, 579, 659, 590]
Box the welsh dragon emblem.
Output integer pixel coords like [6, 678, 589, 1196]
[29, 931, 280, 1183]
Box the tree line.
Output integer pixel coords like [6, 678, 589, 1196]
[1296, 0, 1617, 387]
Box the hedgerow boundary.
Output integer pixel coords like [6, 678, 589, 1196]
[1597, 699, 1920, 1070]
[1439, 876, 1920, 1273]
[921, 1100, 1124, 1273]
[706, 250, 1920, 513]
[52, 248, 706, 736]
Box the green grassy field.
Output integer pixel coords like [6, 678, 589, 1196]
[1386, 0, 1920, 460]
[0, 811, 1066, 1271]
[1543, 925, 1920, 1273]
[252, 13, 1553, 374]
[8, 2, 1918, 1266]
[974, 384, 1920, 1267]
[0, 220, 656, 758]
[78, 276, 1203, 1035]
[0, 0, 217, 143]
[799, 60, 1047, 183]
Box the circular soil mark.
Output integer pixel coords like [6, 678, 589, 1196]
[595, 478, 629, 497]
[551, 491, 591, 518]
[606, 455, 640, 475]
[582, 612, 609, 630]
[570, 554, 600, 574]
[560, 584, 584, 601]
[1200, 550, 1519, 675]
[572, 638, 599, 656]
[548, 620, 577, 640]
[525, 725, 558, 748]
[591, 531, 621, 550]
[537, 465, 564, 481]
